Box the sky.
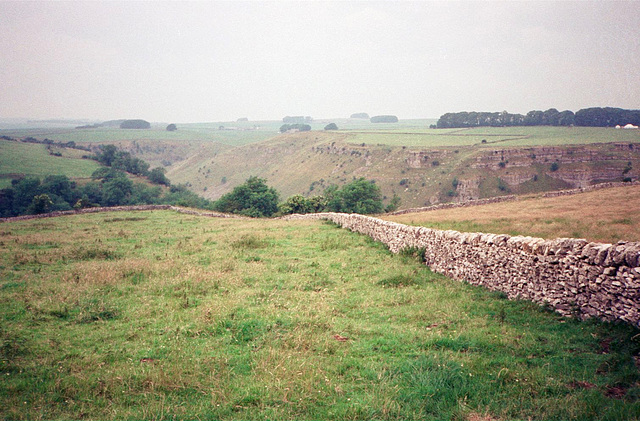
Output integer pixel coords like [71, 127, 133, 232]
[0, 0, 639, 123]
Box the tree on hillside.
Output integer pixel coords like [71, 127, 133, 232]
[213, 176, 279, 217]
[166, 123, 177, 131]
[324, 123, 338, 130]
[148, 167, 170, 186]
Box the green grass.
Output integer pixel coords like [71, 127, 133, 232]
[1, 211, 638, 420]
[0, 140, 101, 182]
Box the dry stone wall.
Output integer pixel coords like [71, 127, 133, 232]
[287, 212, 640, 327]
[0, 205, 238, 223]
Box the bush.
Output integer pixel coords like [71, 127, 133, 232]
[324, 123, 338, 130]
[550, 162, 559, 172]
[166, 123, 177, 131]
[279, 195, 326, 215]
[213, 176, 279, 217]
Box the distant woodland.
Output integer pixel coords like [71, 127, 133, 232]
[437, 107, 640, 128]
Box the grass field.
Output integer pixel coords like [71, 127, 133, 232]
[386, 185, 640, 244]
[0, 140, 101, 185]
[1, 211, 639, 420]
[345, 126, 640, 148]
[0, 125, 277, 148]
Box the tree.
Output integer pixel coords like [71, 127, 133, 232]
[280, 124, 311, 133]
[95, 144, 118, 166]
[214, 176, 279, 217]
[166, 123, 177, 131]
[385, 194, 401, 213]
[370, 115, 398, 123]
[324, 123, 338, 130]
[148, 167, 170, 186]
[120, 119, 150, 129]
[325, 178, 383, 214]
[350, 113, 369, 119]
[102, 176, 134, 206]
[28, 194, 53, 214]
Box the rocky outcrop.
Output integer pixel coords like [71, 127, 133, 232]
[286, 212, 640, 327]
[471, 145, 632, 170]
[405, 151, 449, 168]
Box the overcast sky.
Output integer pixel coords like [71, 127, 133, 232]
[1, 1, 638, 123]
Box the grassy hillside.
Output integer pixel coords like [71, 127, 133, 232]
[386, 185, 640, 244]
[1, 210, 638, 420]
[0, 140, 101, 188]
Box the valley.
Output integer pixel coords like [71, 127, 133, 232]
[2, 121, 639, 210]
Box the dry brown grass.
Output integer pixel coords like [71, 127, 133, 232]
[386, 185, 640, 243]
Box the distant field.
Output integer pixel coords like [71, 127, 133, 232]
[0, 140, 101, 183]
[346, 126, 640, 148]
[0, 119, 440, 148]
[386, 185, 640, 244]
[345, 130, 518, 147]
[0, 125, 278, 147]
[1, 211, 638, 420]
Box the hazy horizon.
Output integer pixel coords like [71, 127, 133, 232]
[1, 1, 639, 124]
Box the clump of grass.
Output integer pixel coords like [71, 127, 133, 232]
[400, 246, 426, 262]
[231, 234, 268, 249]
[377, 274, 419, 288]
[103, 217, 147, 223]
[72, 246, 122, 260]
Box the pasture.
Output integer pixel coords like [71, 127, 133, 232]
[0, 140, 100, 187]
[386, 185, 640, 244]
[345, 126, 640, 148]
[1, 210, 638, 420]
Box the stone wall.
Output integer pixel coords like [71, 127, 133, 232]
[0, 205, 238, 223]
[286, 212, 640, 327]
[388, 195, 517, 216]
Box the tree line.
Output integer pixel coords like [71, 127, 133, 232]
[213, 176, 399, 217]
[436, 107, 640, 128]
